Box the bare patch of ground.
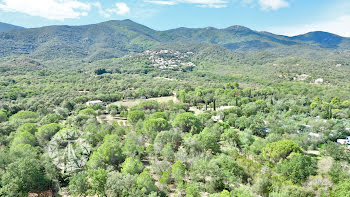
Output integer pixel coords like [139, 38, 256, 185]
[111, 95, 177, 108]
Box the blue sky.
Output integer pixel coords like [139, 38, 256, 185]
[0, 0, 350, 36]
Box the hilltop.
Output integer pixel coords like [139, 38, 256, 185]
[0, 20, 349, 61]
[0, 22, 24, 33]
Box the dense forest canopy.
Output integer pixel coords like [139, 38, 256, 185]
[0, 20, 350, 196]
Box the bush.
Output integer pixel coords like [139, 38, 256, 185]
[0, 111, 8, 123]
[321, 141, 350, 162]
[332, 179, 350, 197]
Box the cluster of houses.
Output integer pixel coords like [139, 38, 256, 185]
[144, 50, 196, 71]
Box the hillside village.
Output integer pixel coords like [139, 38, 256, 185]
[144, 50, 196, 71]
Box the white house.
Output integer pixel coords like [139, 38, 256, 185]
[86, 100, 105, 106]
[315, 78, 324, 84]
[337, 136, 350, 145]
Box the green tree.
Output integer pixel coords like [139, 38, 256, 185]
[209, 190, 231, 197]
[17, 123, 37, 134]
[154, 130, 182, 153]
[197, 113, 214, 128]
[332, 179, 350, 197]
[69, 172, 88, 196]
[269, 185, 315, 197]
[0, 110, 7, 123]
[172, 161, 186, 186]
[121, 157, 144, 175]
[128, 110, 145, 125]
[150, 112, 167, 120]
[35, 123, 61, 146]
[161, 142, 175, 161]
[79, 108, 97, 116]
[106, 171, 138, 197]
[321, 141, 350, 161]
[87, 168, 108, 196]
[277, 154, 317, 184]
[9, 110, 39, 125]
[220, 128, 240, 147]
[242, 102, 258, 117]
[122, 139, 143, 157]
[87, 134, 124, 169]
[131, 100, 159, 111]
[0, 158, 50, 196]
[211, 154, 248, 187]
[185, 182, 200, 197]
[143, 118, 169, 132]
[143, 118, 169, 141]
[232, 186, 254, 197]
[11, 131, 37, 147]
[194, 128, 220, 153]
[9, 143, 38, 161]
[329, 161, 350, 184]
[173, 112, 201, 134]
[41, 113, 63, 124]
[262, 140, 303, 163]
[136, 170, 157, 194]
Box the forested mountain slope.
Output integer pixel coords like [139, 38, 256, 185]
[0, 22, 24, 33]
[0, 20, 349, 61]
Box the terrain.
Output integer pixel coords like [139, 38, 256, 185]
[1, 19, 350, 61]
[0, 20, 350, 196]
[0, 22, 24, 33]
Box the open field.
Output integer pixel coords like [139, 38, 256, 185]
[111, 95, 177, 108]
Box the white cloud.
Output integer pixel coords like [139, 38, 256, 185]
[114, 2, 130, 15]
[269, 15, 350, 37]
[101, 2, 130, 17]
[146, 0, 228, 8]
[0, 0, 91, 20]
[146, 0, 177, 5]
[146, 0, 291, 10]
[258, 0, 289, 11]
[0, 0, 131, 20]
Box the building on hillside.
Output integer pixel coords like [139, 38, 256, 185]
[315, 78, 324, 84]
[337, 136, 350, 145]
[86, 100, 105, 106]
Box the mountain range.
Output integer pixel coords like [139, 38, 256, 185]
[0, 22, 24, 33]
[0, 19, 349, 61]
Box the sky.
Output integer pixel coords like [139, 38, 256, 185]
[0, 0, 350, 37]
